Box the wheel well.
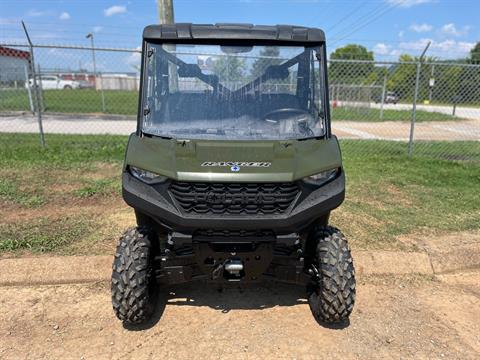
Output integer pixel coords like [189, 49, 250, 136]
[303, 213, 330, 263]
[135, 210, 166, 255]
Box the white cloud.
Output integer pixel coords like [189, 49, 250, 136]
[441, 23, 469, 37]
[389, 49, 402, 57]
[409, 23, 432, 33]
[398, 38, 475, 55]
[374, 43, 392, 55]
[398, 30, 405, 38]
[0, 17, 19, 25]
[0, 36, 27, 44]
[93, 26, 103, 33]
[399, 38, 432, 51]
[34, 32, 62, 40]
[26, 9, 52, 17]
[386, 0, 434, 8]
[48, 48, 76, 59]
[434, 40, 474, 53]
[125, 46, 142, 71]
[84, 60, 107, 72]
[59, 12, 70, 20]
[104, 5, 127, 17]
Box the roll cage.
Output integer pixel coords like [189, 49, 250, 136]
[136, 24, 331, 138]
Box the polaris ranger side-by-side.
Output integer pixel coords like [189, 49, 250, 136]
[112, 23, 355, 325]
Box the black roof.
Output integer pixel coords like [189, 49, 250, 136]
[143, 23, 325, 43]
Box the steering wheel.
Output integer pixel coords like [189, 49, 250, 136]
[263, 108, 315, 137]
[263, 108, 310, 122]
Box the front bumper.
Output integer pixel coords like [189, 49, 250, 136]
[122, 170, 345, 234]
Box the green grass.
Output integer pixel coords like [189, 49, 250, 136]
[1, 88, 466, 122]
[332, 106, 461, 122]
[0, 89, 138, 115]
[40, 90, 138, 115]
[0, 178, 45, 207]
[74, 178, 121, 198]
[0, 134, 479, 253]
[0, 89, 32, 112]
[0, 133, 127, 167]
[0, 216, 93, 253]
[336, 139, 480, 249]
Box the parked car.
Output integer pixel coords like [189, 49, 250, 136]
[77, 80, 95, 89]
[374, 91, 399, 104]
[385, 91, 399, 104]
[26, 75, 80, 90]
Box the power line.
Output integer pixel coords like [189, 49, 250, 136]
[329, 1, 390, 39]
[326, 1, 368, 32]
[330, 2, 400, 46]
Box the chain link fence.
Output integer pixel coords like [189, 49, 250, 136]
[1, 43, 479, 161]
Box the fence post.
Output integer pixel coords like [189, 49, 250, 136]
[22, 21, 45, 147]
[408, 61, 421, 157]
[408, 41, 431, 157]
[428, 63, 435, 102]
[24, 64, 34, 113]
[99, 72, 106, 113]
[380, 74, 387, 120]
[37, 64, 45, 112]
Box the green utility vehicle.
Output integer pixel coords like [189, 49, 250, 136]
[112, 23, 355, 325]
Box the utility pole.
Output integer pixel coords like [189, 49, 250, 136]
[157, 0, 178, 91]
[157, 0, 174, 24]
[86, 33, 97, 85]
[86, 33, 106, 112]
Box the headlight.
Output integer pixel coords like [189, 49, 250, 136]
[303, 168, 339, 186]
[129, 166, 167, 184]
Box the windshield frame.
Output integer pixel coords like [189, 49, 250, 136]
[137, 39, 331, 140]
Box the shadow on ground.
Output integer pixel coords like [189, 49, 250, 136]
[124, 281, 350, 331]
[166, 281, 307, 311]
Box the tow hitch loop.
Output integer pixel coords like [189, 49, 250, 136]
[211, 261, 225, 280]
[211, 259, 245, 280]
[309, 264, 320, 280]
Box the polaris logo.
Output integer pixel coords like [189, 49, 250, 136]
[194, 192, 284, 205]
[201, 161, 271, 168]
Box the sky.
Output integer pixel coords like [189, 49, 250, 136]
[1, 0, 478, 72]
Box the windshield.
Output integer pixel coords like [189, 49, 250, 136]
[142, 42, 327, 140]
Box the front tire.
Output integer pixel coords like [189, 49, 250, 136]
[111, 226, 156, 324]
[307, 226, 356, 323]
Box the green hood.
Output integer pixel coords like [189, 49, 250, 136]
[124, 134, 342, 183]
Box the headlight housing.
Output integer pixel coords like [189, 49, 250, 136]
[303, 168, 339, 186]
[129, 166, 167, 184]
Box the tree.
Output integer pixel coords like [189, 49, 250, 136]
[330, 44, 374, 61]
[387, 54, 417, 101]
[470, 42, 480, 64]
[251, 46, 282, 78]
[212, 55, 246, 87]
[329, 44, 375, 84]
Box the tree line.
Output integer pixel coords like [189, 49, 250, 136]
[207, 42, 480, 105]
[329, 43, 480, 104]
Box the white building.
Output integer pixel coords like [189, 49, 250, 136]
[0, 46, 31, 86]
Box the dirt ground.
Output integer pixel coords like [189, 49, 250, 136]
[0, 270, 479, 359]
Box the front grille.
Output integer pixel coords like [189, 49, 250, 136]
[170, 182, 300, 215]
